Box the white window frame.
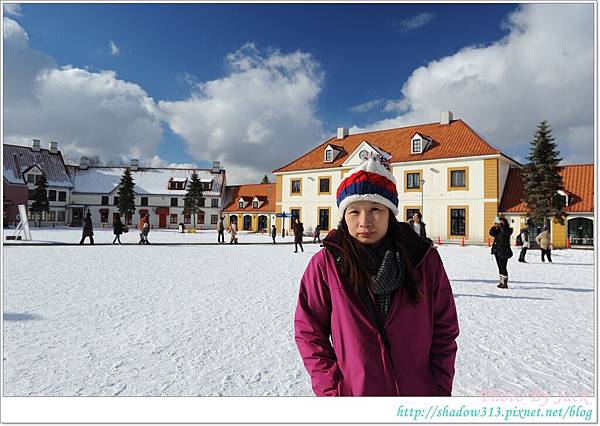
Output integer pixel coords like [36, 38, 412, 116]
[411, 138, 422, 154]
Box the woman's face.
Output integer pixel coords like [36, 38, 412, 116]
[412, 213, 420, 223]
[344, 201, 390, 245]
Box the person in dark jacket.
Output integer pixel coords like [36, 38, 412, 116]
[313, 225, 321, 244]
[113, 215, 124, 245]
[293, 217, 304, 253]
[79, 211, 94, 245]
[489, 216, 513, 288]
[294, 157, 459, 396]
[517, 226, 530, 263]
[218, 216, 225, 244]
[271, 224, 277, 244]
[408, 212, 427, 239]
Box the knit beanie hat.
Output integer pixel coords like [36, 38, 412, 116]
[336, 157, 399, 216]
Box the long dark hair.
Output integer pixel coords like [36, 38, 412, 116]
[336, 213, 422, 305]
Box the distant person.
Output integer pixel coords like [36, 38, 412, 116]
[409, 212, 427, 239]
[229, 221, 238, 244]
[293, 217, 304, 253]
[536, 226, 552, 263]
[138, 215, 150, 245]
[218, 216, 225, 244]
[489, 216, 513, 289]
[79, 211, 94, 245]
[313, 225, 321, 244]
[271, 224, 277, 244]
[517, 226, 529, 263]
[113, 215, 124, 245]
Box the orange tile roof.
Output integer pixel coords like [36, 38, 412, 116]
[222, 183, 276, 213]
[499, 164, 594, 213]
[273, 119, 503, 173]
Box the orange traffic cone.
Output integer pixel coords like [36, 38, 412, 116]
[461, 237, 465, 247]
[566, 237, 571, 249]
[437, 236, 442, 245]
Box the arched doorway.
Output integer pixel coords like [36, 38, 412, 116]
[229, 215, 238, 226]
[243, 215, 252, 231]
[568, 217, 593, 246]
[258, 215, 268, 232]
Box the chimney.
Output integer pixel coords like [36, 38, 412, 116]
[32, 139, 41, 152]
[440, 111, 454, 125]
[337, 127, 349, 140]
[49, 141, 58, 154]
[212, 161, 221, 173]
[79, 156, 89, 170]
[130, 158, 139, 171]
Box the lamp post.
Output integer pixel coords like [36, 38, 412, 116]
[420, 178, 425, 217]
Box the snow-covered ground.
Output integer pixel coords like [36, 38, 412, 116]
[2, 228, 595, 396]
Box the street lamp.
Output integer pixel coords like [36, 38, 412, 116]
[420, 178, 425, 217]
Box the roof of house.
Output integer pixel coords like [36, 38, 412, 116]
[66, 166, 225, 196]
[499, 164, 594, 213]
[273, 119, 505, 173]
[3, 144, 73, 188]
[222, 183, 276, 213]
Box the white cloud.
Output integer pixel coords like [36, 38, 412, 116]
[160, 43, 324, 184]
[3, 4, 22, 16]
[349, 99, 385, 114]
[109, 40, 120, 56]
[3, 18, 163, 165]
[395, 12, 435, 33]
[355, 4, 593, 164]
[144, 155, 199, 169]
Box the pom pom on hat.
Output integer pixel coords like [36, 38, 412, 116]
[336, 156, 398, 216]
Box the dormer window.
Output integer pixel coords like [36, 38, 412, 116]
[239, 201, 244, 209]
[325, 148, 333, 162]
[253, 201, 259, 209]
[411, 138, 422, 154]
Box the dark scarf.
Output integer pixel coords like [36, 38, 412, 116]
[360, 237, 405, 320]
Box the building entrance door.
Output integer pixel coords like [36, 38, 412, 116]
[159, 214, 167, 228]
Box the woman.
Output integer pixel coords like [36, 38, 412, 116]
[535, 226, 552, 263]
[293, 217, 304, 253]
[489, 217, 513, 288]
[294, 158, 459, 396]
[408, 212, 427, 239]
[113, 215, 124, 245]
[229, 221, 238, 244]
[79, 211, 94, 245]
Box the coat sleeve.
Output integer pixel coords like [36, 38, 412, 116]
[294, 254, 342, 396]
[429, 250, 460, 396]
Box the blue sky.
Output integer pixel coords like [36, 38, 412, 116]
[3, 3, 594, 183]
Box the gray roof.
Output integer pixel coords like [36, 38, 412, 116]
[68, 166, 225, 196]
[3, 144, 73, 188]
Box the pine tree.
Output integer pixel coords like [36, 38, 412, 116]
[117, 168, 136, 224]
[521, 120, 565, 227]
[30, 174, 49, 226]
[261, 174, 270, 184]
[183, 172, 204, 228]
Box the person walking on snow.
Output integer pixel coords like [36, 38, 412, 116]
[313, 225, 321, 244]
[293, 217, 304, 252]
[489, 216, 513, 289]
[218, 216, 225, 244]
[271, 224, 277, 244]
[536, 226, 552, 262]
[79, 211, 94, 245]
[408, 212, 427, 239]
[294, 157, 459, 396]
[113, 215, 124, 245]
[517, 226, 530, 263]
[229, 221, 238, 244]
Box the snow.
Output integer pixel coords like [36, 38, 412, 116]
[2, 229, 594, 396]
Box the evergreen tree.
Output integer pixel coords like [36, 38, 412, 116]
[30, 174, 49, 227]
[261, 174, 271, 184]
[117, 167, 136, 224]
[521, 120, 565, 227]
[183, 172, 204, 227]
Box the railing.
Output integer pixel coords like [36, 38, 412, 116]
[569, 237, 594, 246]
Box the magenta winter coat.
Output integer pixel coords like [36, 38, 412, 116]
[294, 231, 459, 396]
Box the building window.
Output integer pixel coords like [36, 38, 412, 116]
[113, 196, 120, 206]
[199, 198, 206, 207]
[211, 214, 218, 225]
[48, 211, 56, 221]
[197, 211, 205, 224]
[183, 214, 191, 224]
[211, 198, 218, 208]
[239, 201, 244, 209]
[141, 197, 148, 206]
[100, 210, 109, 223]
[101, 196, 109, 205]
[405, 171, 422, 191]
[291, 179, 302, 195]
[406, 208, 421, 221]
[319, 177, 331, 195]
[290, 208, 301, 228]
[411, 139, 421, 154]
[57, 211, 65, 222]
[448, 167, 468, 190]
[58, 191, 66, 202]
[171, 198, 178, 207]
[28, 189, 35, 200]
[27, 174, 35, 184]
[325, 149, 333, 162]
[318, 208, 330, 230]
[252, 201, 259, 209]
[450, 208, 467, 237]
[170, 214, 178, 224]
[48, 190, 57, 202]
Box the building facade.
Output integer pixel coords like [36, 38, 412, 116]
[221, 183, 276, 232]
